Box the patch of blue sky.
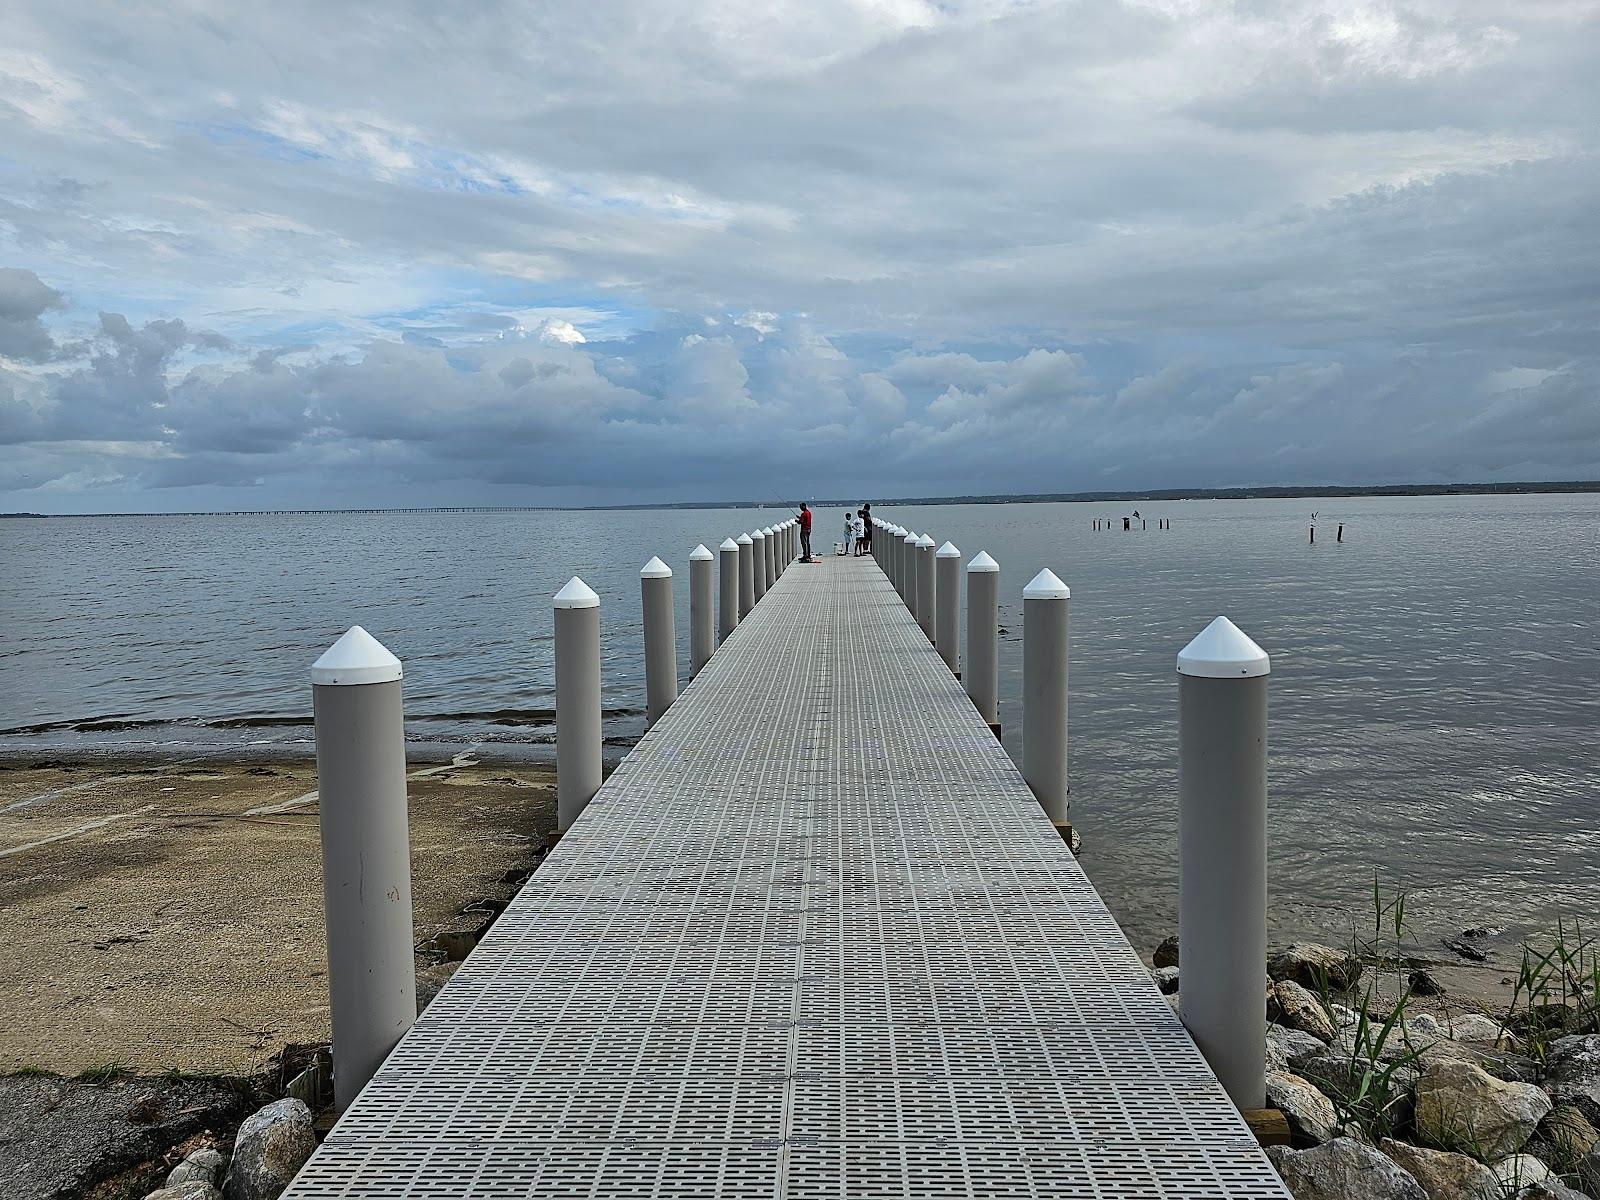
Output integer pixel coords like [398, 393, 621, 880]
[185, 121, 331, 165]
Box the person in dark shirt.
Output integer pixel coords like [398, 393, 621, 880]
[798, 502, 814, 561]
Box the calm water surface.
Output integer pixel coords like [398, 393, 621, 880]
[3, 495, 1596, 954]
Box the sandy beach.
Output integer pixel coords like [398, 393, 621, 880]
[0, 754, 555, 1076]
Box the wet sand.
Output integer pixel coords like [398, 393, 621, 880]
[0, 755, 554, 1076]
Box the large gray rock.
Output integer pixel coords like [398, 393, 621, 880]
[167, 1148, 227, 1188]
[1269, 943, 1364, 991]
[1267, 1071, 1340, 1145]
[1301, 1050, 1420, 1118]
[1377, 1138, 1499, 1200]
[1270, 979, 1338, 1042]
[1445, 1014, 1513, 1047]
[1489, 1153, 1551, 1191]
[1267, 1138, 1427, 1200]
[1415, 1035, 1541, 1084]
[1516, 1182, 1591, 1200]
[1269, 1024, 1331, 1073]
[1547, 1035, 1600, 1127]
[1151, 966, 1180, 995]
[1414, 1060, 1551, 1160]
[223, 1099, 316, 1200]
[146, 1184, 222, 1200]
[1526, 1105, 1599, 1172]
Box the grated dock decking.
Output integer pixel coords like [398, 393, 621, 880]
[285, 554, 1290, 1198]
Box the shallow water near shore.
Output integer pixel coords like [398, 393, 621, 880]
[3, 494, 1596, 959]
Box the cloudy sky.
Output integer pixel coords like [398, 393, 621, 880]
[1, 1, 1596, 511]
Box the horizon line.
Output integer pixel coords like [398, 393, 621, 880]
[4, 478, 1599, 519]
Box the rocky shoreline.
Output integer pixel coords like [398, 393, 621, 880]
[1152, 934, 1600, 1198]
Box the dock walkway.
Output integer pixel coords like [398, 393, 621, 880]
[286, 553, 1289, 1197]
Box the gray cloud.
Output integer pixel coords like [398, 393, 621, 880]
[0, 2, 1596, 508]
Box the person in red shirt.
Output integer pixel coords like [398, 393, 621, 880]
[798, 502, 814, 561]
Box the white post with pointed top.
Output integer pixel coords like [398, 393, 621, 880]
[1178, 616, 1270, 1112]
[640, 557, 676, 728]
[902, 529, 919, 609]
[752, 528, 768, 603]
[737, 533, 754, 617]
[965, 552, 1000, 731]
[936, 542, 961, 674]
[554, 577, 602, 830]
[311, 626, 415, 1112]
[763, 527, 777, 590]
[1023, 569, 1070, 829]
[718, 537, 740, 643]
[916, 534, 937, 640]
[690, 544, 715, 676]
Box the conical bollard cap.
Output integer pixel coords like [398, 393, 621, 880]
[690, 544, 714, 561]
[312, 625, 402, 686]
[720, 537, 739, 551]
[554, 576, 600, 609]
[640, 556, 672, 578]
[1177, 616, 1269, 678]
[1023, 568, 1070, 599]
[967, 551, 999, 573]
[937, 541, 961, 558]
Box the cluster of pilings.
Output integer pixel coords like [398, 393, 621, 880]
[307, 507, 1274, 1119]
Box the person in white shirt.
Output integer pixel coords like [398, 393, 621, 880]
[843, 512, 855, 555]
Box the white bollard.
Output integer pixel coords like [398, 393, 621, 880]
[640, 557, 676, 728]
[312, 626, 416, 1112]
[936, 541, 960, 674]
[916, 534, 936, 640]
[554, 577, 602, 830]
[903, 530, 919, 610]
[718, 537, 740, 642]
[764, 526, 777, 589]
[690, 544, 714, 676]
[1178, 616, 1270, 1111]
[965, 552, 1000, 730]
[1022, 569, 1070, 828]
[752, 528, 768, 603]
[737, 533, 754, 617]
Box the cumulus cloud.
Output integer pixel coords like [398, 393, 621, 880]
[0, 1, 1596, 508]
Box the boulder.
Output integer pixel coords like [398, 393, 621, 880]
[1333, 1003, 1360, 1031]
[223, 1099, 316, 1200]
[1152, 935, 1180, 968]
[1415, 1036, 1541, 1085]
[167, 1147, 227, 1189]
[1516, 1182, 1591, 1200]
[1575, 1146, 1600, 1196]
[1489, 1153, 1551, 1191]
[1301, 1051, 1419, 1120]
[1267, 1138, 1427, 1200]
[1151, 966, 1179, 995]
[1414, 1060, 1552, 1160]
[1377, 1138, 1500, 1200]
[146, 1185, 222, 1200]
[1526, 1105, 1599, 1171]
[1270, 943, 1364, 992]
[1269, 1025, 1331, 1073]
[1409, 969, 1445, 997]
[1267, 1071, 1341, 1145]
[1269, 979, 1338, 1042]
[1446, 1014, 1513, 1047]
[1546, 1035, 1600, 1127]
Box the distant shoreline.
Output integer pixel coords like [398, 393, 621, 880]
[4, 478, 1599, 518]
